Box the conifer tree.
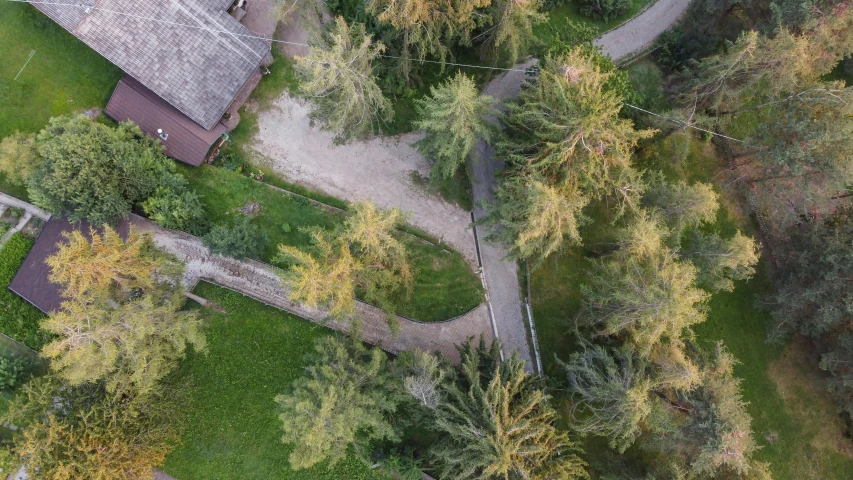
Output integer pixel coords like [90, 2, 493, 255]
[5, 376, 181, 480]
[46, 226, 173, 302]
[414, 72, 497, 182]
[477, 0, 545, 61]
[276, 229, 360, 318]
[642, 173, 719, 234]
[296, 18, 392, 143]
[277, 201, 412, 319]
[581, 217, 708, 354]
[561, 344, 653, 453]
[41, 295, 205, 396]
[501, 49, 654, 187]
[431, 339, 587, 479]
[43, 226, 204, 396]
[274, 336, 401, 470]
[489, 174, 589, 262]
[682, 231, 759, 293]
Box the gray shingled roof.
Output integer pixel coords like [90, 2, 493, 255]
[33, 0, 271, 130]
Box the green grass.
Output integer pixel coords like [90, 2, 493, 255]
[179, 165, 483, 322]
[162, 282, 377, 480]
[535, 0, 655, 52]
[0, 2, 122, 198]
[529, 132, 853, 478]
[0, 234, 49, 350]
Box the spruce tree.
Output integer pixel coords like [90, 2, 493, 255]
[414, 72, 497, 182]
[431, 340, 587, 479]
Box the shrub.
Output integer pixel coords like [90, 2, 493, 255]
[0, 355, 27, 390]
[579, 0, 631, 22]
[202, 216, 267, 260]
[142, 187, 208, 235]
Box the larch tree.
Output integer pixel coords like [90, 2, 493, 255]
[431, 339, 588, 480]
[42, 226, 205, 396]
[561, 344, 653, 453]
[642, 173, 719, 234]
[581, 216, 708, 355]
[682, 231, 759, 293]
[276, 228, 360, 318]
[477, 0, 545, 62]
[414, 72, 497, 182]
[46, 226, 170, 302]
[41, 295, 205, 397]
[5, 376, 182, 480]
[296, 17, 393, 143]
[0, 132, 39, 185]
[274, 336, 402, 470]
[500, 49, 654, 187]
[365, 0, 480, 83]
[277, 201, 413, 320]
[489, 174, 589, 263]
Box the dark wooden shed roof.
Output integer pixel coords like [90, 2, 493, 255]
[9, 216, 135, 314]
[105, 75, 228, 166]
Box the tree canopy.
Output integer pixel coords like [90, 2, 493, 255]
[296, 17, 393, 143]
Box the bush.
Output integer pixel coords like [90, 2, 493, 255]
[579, 0, 631, 22]
[202, 216, 267, 260]
[0, 355, 27, 390]
[142, 187, 208, 235]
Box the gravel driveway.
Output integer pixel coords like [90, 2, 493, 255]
[595, 0, 693, 61]
[251, 0, 692, 371]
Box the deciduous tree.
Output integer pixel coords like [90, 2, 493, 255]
[296, 18, 393, 143]
[414, 72, 497, 182]
[202, 216, 267, 260]
[642, 173, 719, 234]
[28, 115, 182, 226]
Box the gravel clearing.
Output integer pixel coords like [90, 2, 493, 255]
[251, 94, 479, 266]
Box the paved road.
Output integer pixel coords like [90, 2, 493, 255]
[471, 0, 692, 368]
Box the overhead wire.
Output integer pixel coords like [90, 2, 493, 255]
[9, 0, 748, 142]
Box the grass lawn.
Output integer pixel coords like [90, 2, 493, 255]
[162, 282, 376, 480]
[178, 165, 483, 322]
[535, 0, 655, 52]
[529, 132, 853, 478]
[0, 2, 122, 199]
[0, 234, 49, 351]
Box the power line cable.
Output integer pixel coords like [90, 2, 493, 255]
[9, 0, 748, 142]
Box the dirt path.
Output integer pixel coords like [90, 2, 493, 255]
[594, 0, 693, 61]
[131, 215, 492, 364]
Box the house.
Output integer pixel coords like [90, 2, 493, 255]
[32, 0, 273, 166]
